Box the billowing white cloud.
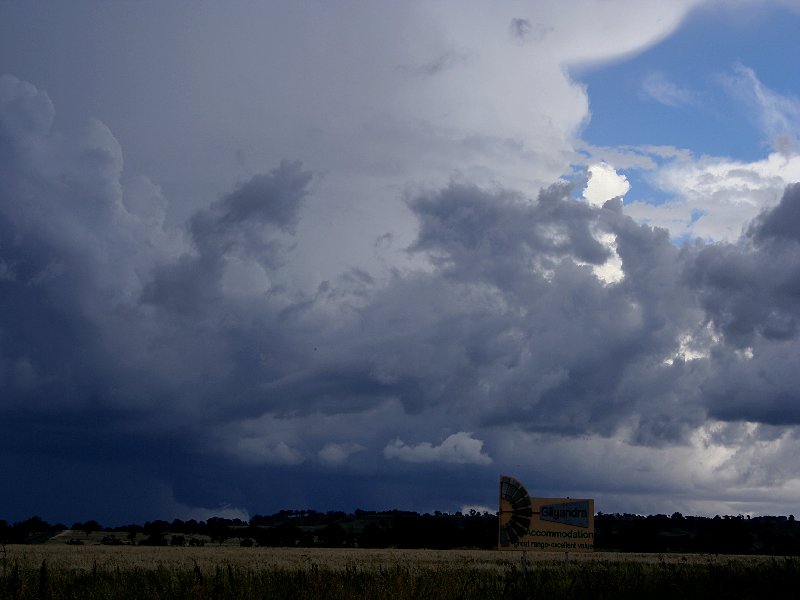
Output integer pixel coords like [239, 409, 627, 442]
[583, 162, 631, 206]
[384, 433, 493, 465]
[626, 151, 800, 241]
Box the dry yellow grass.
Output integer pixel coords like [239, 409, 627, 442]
[2, 544, 781, 573]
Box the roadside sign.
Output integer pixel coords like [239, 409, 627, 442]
[498, 475, 595, 552]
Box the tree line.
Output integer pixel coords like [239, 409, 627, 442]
[595, 512, 800, 555]
[3, 510, 800, 554]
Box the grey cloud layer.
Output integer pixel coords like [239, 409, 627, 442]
[2, 75, 800, 520]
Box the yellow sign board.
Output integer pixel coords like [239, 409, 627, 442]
[498, 475, 595, 552]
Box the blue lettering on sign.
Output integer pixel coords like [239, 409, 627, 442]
[539, 501, 590, 528]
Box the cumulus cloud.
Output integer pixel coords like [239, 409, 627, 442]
[625, 150, 800, 242]
[583, 162, 631, 206]
[384, 433, 492, 465]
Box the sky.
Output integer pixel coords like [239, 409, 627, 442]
[1, 0, 800, 526]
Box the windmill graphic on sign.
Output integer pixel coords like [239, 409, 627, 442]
[498, 475, 533, 547]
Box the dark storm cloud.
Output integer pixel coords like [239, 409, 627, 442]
[750, 182, 800, 243]
[703, 343, 800, 425]
[141, 161, 312, 313]
[685, 184, 800, 425]
[206, 164, 310, 231]
[410, 182, 612, 274]
[687, 184, 800, 345]
[4, 74, 800, 522]
[0, 76, 133, 413]
[355, 182, 706, 443]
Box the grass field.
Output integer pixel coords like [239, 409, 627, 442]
[2, 545, 799, 599]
